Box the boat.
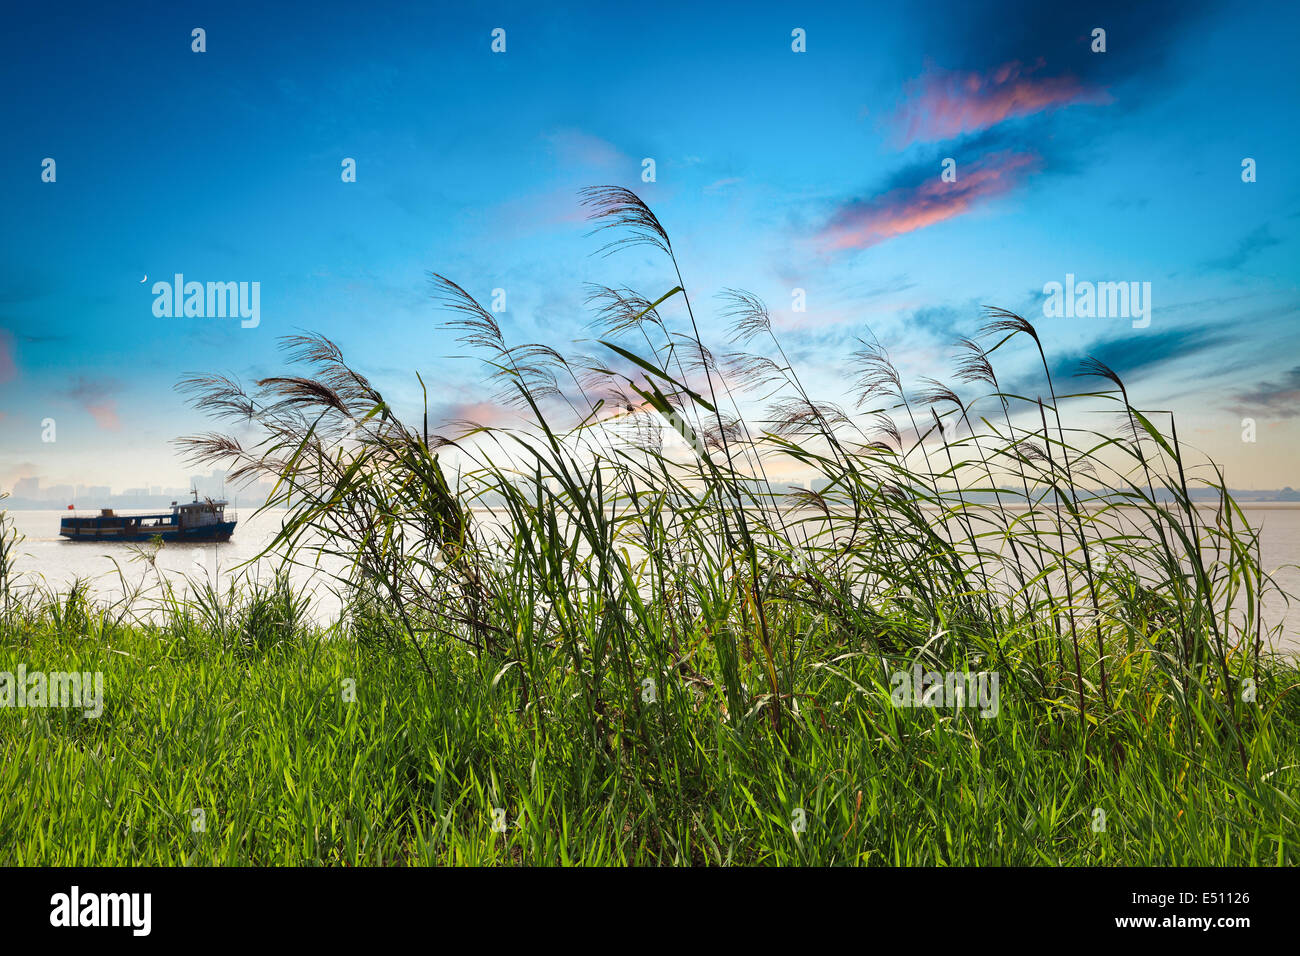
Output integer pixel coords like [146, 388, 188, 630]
[59, 492, 237, 542]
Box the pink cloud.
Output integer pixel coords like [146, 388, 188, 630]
[63, 377, 123, 431]
[438, 400, 519, 429]
[896, 60, 1110, 145]
[820, 150, 1041, 252]
[85, 401, 121, 431]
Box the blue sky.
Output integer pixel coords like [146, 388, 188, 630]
[2, 0, 1298, 493]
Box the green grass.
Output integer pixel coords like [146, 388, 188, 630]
[0, 598, 1297, 865]
[2, 187, 1298, 865]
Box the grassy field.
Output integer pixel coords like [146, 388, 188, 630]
[2, 188, 1298, 865]
[0, 587, 1297, 865]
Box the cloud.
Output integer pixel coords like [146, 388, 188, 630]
[993, 324, 1231, 401]
[0, 463, 39, 496]
[704, 177, 743, 193]
[475, 129, 638, 235]
[904, 305, 967, 338]
[433, 399, 519, 429]
[1199, 225, 1282, 272]
[1050, 325, 1230, 385]
[819, 149, 1042, 252]
[63, 377, 123, 431]
[544, 129, 629, 171]
[84, 403, 122, 431]
[895, 60, 1109, 145]
[835, 272, 919, 302]
[1229, 366, 1300, 418]
[894, 0, 1209, 86]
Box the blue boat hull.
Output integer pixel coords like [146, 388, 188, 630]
[60, 521, 236, 543]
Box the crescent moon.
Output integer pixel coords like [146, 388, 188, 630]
[140, 275, 148, 283]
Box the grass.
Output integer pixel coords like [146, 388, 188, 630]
[1, 187, 1298, 865]
[0, 599, 1297, 865]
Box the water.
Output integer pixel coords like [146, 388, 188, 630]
[1214, 505, 1300, 653]
[3, 508, 349, 622]
[5, 505, 1298, 654]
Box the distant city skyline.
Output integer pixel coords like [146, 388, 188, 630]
[7, 470, 1300, 511]
[3, 469, 273, 507]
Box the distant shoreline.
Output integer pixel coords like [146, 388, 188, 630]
[8, 501, 1300, 512]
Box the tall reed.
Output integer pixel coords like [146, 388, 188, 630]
[172, 188, 1286, 788]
